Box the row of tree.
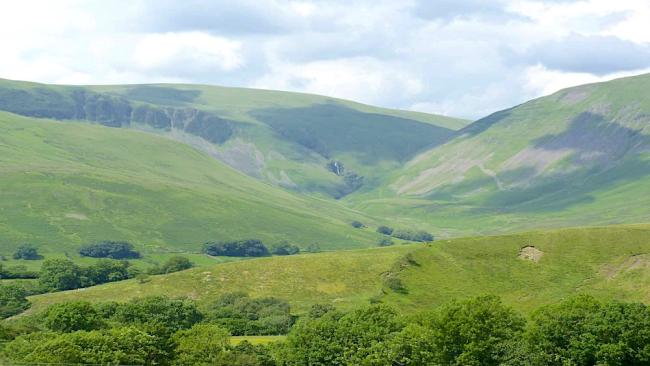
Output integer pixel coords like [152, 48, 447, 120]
[203, 240, 301, 257]
[3, 294, 649, 365]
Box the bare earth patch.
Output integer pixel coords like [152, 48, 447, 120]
[519, 246, 543, 263]
[600, 254, 650, 279]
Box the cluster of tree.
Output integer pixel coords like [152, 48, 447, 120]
[204, 240, 302, 257]
[0, 284, 30, 318]
[0, 263, 38, 279]
[350, 220, 365, 228]
[2, 294, 281, 365]
[203, 292, 295, 336]
[79, 240, 141, 259]
[5, 294, 649, 365]
[376, 225, 434, 243]
[270, 242, 300, 256]
[39, 258, 134, 292]
[148, 256, 194, 275]
[12, 245, 42, 260]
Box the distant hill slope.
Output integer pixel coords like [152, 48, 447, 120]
[0, 111, 380, 254]
[0, 78, 467, 198]
[26, 224, 650, 315]
[353, 73, 650, 235]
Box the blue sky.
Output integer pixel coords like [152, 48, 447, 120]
[1, 0, 649, 119]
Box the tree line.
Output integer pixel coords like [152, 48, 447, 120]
[3, 294, 650, 365]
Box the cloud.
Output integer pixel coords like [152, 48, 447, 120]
[525, 34, 650, 75]
[0, 0, 649, 119]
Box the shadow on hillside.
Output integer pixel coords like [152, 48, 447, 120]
[250, 102, 454, 164]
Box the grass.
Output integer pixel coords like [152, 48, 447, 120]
[0, 111, 382, 258]
[26, 245, 414, 314]
[24, 223, 650, 317]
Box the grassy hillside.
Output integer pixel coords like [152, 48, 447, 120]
[0, 78, 467, 198]
[26, 224, 650, 316]
[352, 73, 650, 235]
[0, 111, 382, 258]
[26, 245, 414, 314]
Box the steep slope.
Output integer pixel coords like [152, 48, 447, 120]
[0, 111, 380, 255]
[0, 78, 468, 198]
[354, 73, 650, 235]
[26, 224, 650, 315]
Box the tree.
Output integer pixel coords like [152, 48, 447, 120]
[392, 229, 434, 242]
[173, 324, 231, 365]
[350, 220, 365, 229]
[12, 245, 41, 260]
[0, 284, 30, 318]
[271, 242, 300, 256]
[419, 295, 526, 366]
[151, 256, 194, 274]
[43, 301, 105, 332]
[79, 241, 140, 259]
[83, 259, 131, 286]
[203, 239, 270, 257]
[38, 259, 82, 291]
[376, 226, 393, 235]
[113, 296, 203, 331]
[527, 295, 650, 366]
[377, 237, 394, 247]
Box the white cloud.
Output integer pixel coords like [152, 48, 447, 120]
[0, 0, 649, 119]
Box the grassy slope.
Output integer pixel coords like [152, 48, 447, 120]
[0, 111, 381, 258]
[350, 73, 650, 236]
[27, 224, 650, 316]
[26, 245, 414, 314]
[0, 78, 468, 199]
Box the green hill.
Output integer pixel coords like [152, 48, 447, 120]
[25, 224, 650, 315]
[352, 73, 650, 236]
[0, 110, 382, 258]
[0, 78, 467, 198]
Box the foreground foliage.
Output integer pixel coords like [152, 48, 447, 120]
[3, 294, 650, 365]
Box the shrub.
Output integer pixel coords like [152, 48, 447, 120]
[79, 241, 140, 259]
[203, 239, 270, 257]
[12, 245, 41, 260]
[351, 220, 365, 228]
[378, 237, 394, 247]
[271, 242, 300, 256]
[376, 225, 394, 235]
[150, 256, 194, 275]
[392, 229, 434, 242]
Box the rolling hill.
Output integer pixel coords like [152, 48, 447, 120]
[351, 73, 650, 236]
[25, 224, 650, 315]
[0, 110, 382, 257]
[0, 78, 467, 199]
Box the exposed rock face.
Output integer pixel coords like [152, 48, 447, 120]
[0, 86, 233, 144]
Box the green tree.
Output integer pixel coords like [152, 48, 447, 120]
[43, 301, 105, 332]
[173, 323, 231, 365]
[12, 245, 41, 260]
[113, 296, 203, 331]
[527, 295, 650, 366]
[376, 226, 393, 235]
[38, 259, 82, 291]
[0, 284, 30, 318]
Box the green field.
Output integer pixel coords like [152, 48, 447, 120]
[0, 110, 385, 259]
[25, 224, 650, 316]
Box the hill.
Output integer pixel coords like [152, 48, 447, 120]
[352, 73, 650, 236]
[26, 224, 650, 315]
[0, 110, 382, 258]
[0, 78, 467, 198]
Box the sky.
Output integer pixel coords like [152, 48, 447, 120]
[1, 0, 650, 119]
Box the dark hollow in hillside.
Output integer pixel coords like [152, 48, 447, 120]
[251, 103, 455, 163]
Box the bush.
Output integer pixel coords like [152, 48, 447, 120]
[378, 237, 394, 247]
[203, 239, 270, 257]
[376, 225, 394, 235]
[79, 241, 140, 259]
[351, 220, 365, 229]
[0, 284, 30, 319]
[12, 245, 42, 260]
[392, 229, 434, 242]
[271, 242, 300, 256]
